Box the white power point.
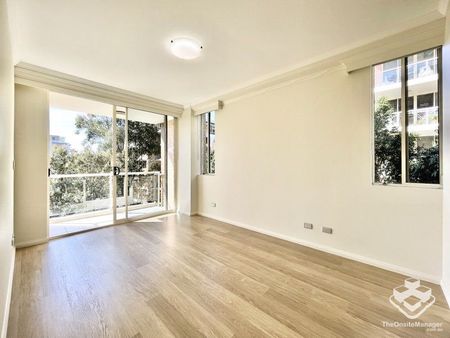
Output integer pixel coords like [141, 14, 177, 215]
[211, 202, 217, 207]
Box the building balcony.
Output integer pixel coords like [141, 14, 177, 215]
[374, 57, 438, 97]
[49, 171, 165, 236]
[388, 107, 438, 136]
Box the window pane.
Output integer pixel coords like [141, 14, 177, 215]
[167, 116, 175, 210]
[374, 59, 401, 87]
[384, 60, 399, 70]
[49, 94, 113, 219]
[406, 48, 439, 184]
[383, 69, 399, 84]
[417, 49, 434, 61]
[200, 113, 209, 174]
[417, 93, 434, 108]
[407, 96, 414, 110]
[388, 99, 399, 112]
[373, 59, 402, 184]
[209, 111, 216, 174]
[126, 109, 165, 214]
[407, 49, 437, 81]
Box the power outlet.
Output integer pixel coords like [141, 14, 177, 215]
[322, 226, 333, 234]
[304, 223, 313, 230]
[210, 202, 217, 207]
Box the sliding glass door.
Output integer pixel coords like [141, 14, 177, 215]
[112, 107, 168, 221]
[48, 93, 174, 237]
[112, 106, 127, 222]
[125, 109, 167, 218]
[48, 93, 114, 236]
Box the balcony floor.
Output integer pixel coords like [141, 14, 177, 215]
[49, 205, 165, 237]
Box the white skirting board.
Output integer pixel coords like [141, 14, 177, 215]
[15, 237, 48, 249]
[196, 212, 441, 284]
[1, 249, 15, 338]
[178, 211, 199, 217]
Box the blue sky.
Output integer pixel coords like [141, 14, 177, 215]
[50, 108, 86, 151]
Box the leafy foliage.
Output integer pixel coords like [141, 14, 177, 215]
[50, 114, 163, 217]
[374, 97, 439, 184]
[408, 134, 439, 184]
[128, 120, 161, 172]
[374, 97, 401, 184]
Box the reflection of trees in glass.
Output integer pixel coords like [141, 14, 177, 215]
[374, 97, 401, 184]
[210, 150, 215, 174]
[374, 97, 439, 184]
[200, 114, 209, 174]
[49, 114, 163, 217]
[127, 119, 161, 172]
[127, 119, 162, 204]
[200, 112, 215, 174]
[408, 133, 439, 184]
[49, 146, 112, 216]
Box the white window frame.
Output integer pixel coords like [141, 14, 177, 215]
[200, 111, 216, 175]
[371, 47, 442, 188]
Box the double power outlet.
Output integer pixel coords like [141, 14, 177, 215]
[304, 222, 333, 234]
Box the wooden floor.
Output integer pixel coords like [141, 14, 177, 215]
[7, 214, 450, 337]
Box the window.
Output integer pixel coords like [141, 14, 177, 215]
[200, 111, 216, 174]
[372, 47, 441, 185]
[382, 59, 401, 84]
[416, 93, 435, 108]
[388, 98, 401, 112]
[407, 96, 414, 110]
[408, 49, 437, 79]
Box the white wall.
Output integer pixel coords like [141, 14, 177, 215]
[195, 65, 443, 282]
[14, 84, 49, 247]
[177, 108, 199, 215]
[441, 6, 450, 302]
[0, 0, 15, 335]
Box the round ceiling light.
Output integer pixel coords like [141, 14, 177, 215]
[170, 38, 203, 60]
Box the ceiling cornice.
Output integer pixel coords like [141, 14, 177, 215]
[438, 0, 449, 15]
[15, 63, 184, 117]
[342, 17, 445, 72]
[189, 15, 446, 108]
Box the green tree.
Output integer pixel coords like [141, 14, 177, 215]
[49, 147, 84, 215]
[408, 133, 439, 184]
[374, 97, 439, 184]
[374, 97, 401, 184]
[50, 114, 163, 217]
[128, 120, 161, 172]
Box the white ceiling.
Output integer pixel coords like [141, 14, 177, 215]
[8, 0, 444, 105]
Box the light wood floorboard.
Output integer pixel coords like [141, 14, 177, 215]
[7, 214, 450, 337]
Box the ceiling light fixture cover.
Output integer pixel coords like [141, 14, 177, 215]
[170, 38, 203, 60]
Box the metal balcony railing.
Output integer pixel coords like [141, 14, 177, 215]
[407, 57, 438, 80]
[379, 57, 437, 86]
[388, 107, 438, 132]
[49, 171, 163, 218]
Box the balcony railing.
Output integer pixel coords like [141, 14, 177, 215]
[49, 171, 163, 218]
[378, 57, 437, 87]
[407, 57, 437, 80]
[388, 107, 438, 133]
[381, 67, 401, 86]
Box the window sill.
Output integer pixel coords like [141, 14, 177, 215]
[372, 182, 442, 189]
